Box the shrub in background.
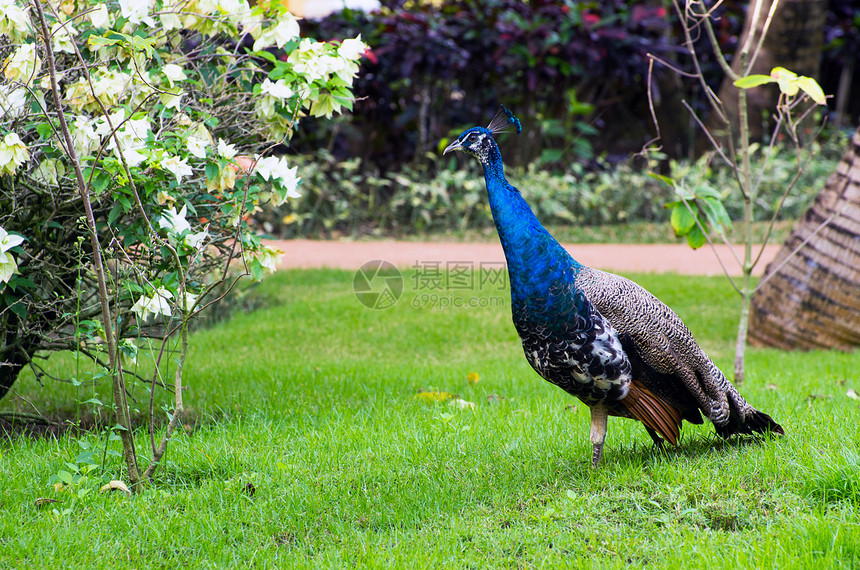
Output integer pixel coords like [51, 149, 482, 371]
[0, 0, 363, 487]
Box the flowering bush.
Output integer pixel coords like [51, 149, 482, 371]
[0, 0, 364, 486]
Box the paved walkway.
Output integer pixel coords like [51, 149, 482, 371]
[272, 240, 781, 276]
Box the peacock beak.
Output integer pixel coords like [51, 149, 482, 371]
[443, 139, 462, 155]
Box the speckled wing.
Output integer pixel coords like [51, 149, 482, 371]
[575, 267, 761, 429]
[512, 279, 632, 406]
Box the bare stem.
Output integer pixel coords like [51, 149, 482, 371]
[30, 0, 142, 486]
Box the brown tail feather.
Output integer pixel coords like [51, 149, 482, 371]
[623, 380, 683, 446]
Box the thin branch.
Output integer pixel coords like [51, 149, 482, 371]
[681, 100, 734, 168]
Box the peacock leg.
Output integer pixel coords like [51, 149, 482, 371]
[589, 403, 608, 467]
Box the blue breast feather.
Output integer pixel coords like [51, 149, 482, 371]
[482, 156, 631, 403]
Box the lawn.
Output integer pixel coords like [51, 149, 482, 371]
[1, 268, 858, 568]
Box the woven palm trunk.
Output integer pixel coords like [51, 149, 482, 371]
[749, 126, 860, 351]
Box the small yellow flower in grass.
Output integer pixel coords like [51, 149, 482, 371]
[467, 372, 480, 385]
[413, 391, 452, 404]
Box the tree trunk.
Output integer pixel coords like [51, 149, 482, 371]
[706, 0, 827, 148]
[749, 125, 860, 350]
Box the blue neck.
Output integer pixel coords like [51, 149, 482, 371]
[481, 146, 584, 318]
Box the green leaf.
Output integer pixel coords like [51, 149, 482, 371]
[771, 67, 799, 96]
[648, 171, 675, 188]
[686, 224, 707, 249]
[795, 76, 826, 105]
[733, 74, 773, 89]
[205, 162, 220, 181]
[91, 170, 111, 195]
[87, 35, 122, 50]
[57, 470, 74, 486]
[701, 196, 732, 230]
[694, 185, 722, 200]
[255, 50, 278, 64]
[108, 203, 123, 225]
[670, 204, 697, 236]
[250, 258, 264, 282]
[36, 122, 55, 139]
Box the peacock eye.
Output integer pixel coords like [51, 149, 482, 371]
[467, 133, 479, 142]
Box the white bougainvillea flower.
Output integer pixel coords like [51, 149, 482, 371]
[216, 138, 237, 159]
[260, 78, 293, 100]
[119, 0, 156, 27]
[0, 0, 31, 41]
[0, 132, 30, 177]
[246, 245, 282, 279]
[105, 115, 150, 167]
[161, 154, 192, 183]
[0, 86, 28, 119]
[253, 155, 296, 182]
[51, 20, 78, 55]
[180, 291, 200, 312]
[269, 165, 301, 205]
[131, 287, 174, 321]
[338, 35, 367, 60]
[184, 229, 208, 251]
[186, 136, 208, 159]
[33, 158, 66, 186]
[158, 204, 192, 235]
[185, 123, 212, 159]
[162, 64, 187, 84]
[3, 43, 41, 87]
[0, 227, 24, 253]
[158, 0, 182, 30]
[118, 338, 138, 365]
[160, 90, 184, 110]
[93, 68, 132, 107]
[252, 14, 300, 51]
[258, 247, 280, 275]
[71, 115, 100, 158]
[0, 250, 18, 285]
[94, 109, 126, 137]
[89, 3, 111, 28]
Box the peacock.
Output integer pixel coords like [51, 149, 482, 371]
[443, 106, 783, 467]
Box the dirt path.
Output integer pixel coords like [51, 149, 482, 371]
[271, 240, 781, 276]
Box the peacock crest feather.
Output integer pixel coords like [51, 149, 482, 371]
[487, 104, 522, 136]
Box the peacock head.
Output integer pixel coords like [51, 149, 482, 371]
[443, 105, 521, 165]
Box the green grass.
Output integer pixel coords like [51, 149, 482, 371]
[1, 269, 859, 568]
